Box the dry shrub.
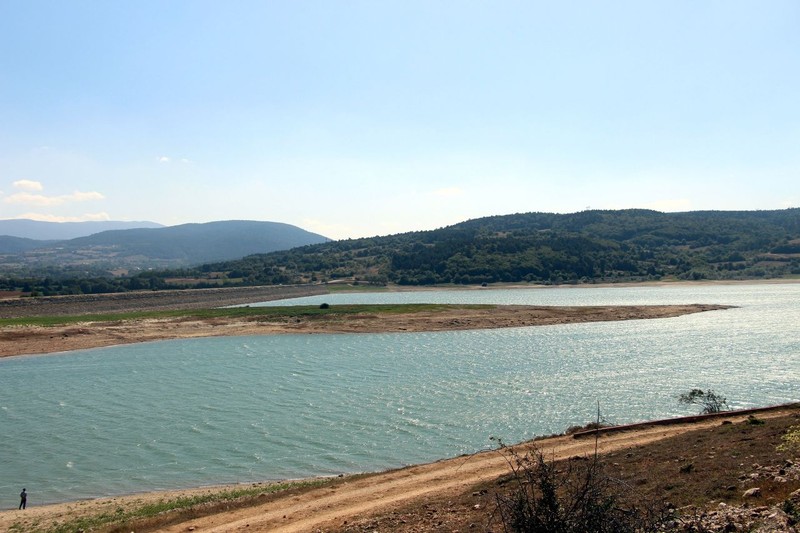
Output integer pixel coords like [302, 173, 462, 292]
[493, 443, 668, 533]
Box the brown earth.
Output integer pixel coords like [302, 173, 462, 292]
[0, 285, 329, 318]
[0, 303, 730, 358]
[2, 406, 798, 533]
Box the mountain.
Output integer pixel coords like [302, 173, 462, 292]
[0, 235, 60, 253]
[0, 220, 330, 276]
[3, 209, 799, 296]
[0, 219, 164, 240]
[186, 209, 800, 286]
[63, 220, 330, 264]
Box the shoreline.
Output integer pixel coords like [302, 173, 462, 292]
[0, 303, 732, 358]
[2, 404, 796, 532]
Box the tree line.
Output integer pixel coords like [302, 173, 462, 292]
[2, 209, 798, 296]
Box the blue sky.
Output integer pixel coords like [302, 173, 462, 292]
[1, 1, 798, 240]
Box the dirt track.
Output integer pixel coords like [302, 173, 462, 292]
[160, 409, 798, 533]
[162, 426, 696, 533]
[3, 407, 795, 533]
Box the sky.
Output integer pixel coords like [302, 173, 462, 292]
[1, 1, 798, 240]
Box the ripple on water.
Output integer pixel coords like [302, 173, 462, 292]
[0, 284, 798, 503]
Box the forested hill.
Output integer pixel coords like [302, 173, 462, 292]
[194, 209, 800, 286]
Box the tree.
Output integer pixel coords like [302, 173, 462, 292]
[678, 389, 729, 414]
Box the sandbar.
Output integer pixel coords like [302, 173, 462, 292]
[0, 303, 731, 358]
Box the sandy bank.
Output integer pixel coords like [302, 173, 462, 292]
[0, 303, 731, 358]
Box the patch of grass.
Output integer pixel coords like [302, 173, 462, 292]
[19, 480, 328, 533]
[325, 283, 388, 292]
[0, 303, 496, 327]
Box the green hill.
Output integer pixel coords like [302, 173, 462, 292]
[193, 209, 800, 286]
[3, 209, 798, 296]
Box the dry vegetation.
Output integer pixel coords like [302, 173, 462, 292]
[333, 409, 800, 533]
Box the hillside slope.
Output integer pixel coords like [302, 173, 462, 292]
[195, 209, 800, 286]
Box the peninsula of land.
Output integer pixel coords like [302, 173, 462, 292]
[0, 296, 730, 358]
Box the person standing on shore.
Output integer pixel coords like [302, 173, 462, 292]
[19, 488, 27, 510]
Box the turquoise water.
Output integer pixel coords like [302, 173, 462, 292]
[1, 283, 798, 506]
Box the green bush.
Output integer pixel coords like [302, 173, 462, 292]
[678, 389, 729, 414]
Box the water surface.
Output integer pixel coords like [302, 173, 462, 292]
[1, 283, 798, 505]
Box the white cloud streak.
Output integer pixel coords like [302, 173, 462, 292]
[15, 212, 112, 222]
[3, 190, 105, 206]
[13, 179, 44, 191]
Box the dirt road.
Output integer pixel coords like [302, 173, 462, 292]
[158, 409, 800, 532]
[2, 407, 795, 532]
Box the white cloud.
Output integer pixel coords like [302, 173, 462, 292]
[5, 192, 61, 206]
[13, 179, 44, 191]
[158, 156, 171, 163]
[70, 191, 105, 201]
[16, 212, 111, 223]
[3, 190, 105, 206]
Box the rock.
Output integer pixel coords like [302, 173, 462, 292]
[743, 487, 761, 498]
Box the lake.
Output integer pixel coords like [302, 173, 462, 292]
[1, 283, 798, 505]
